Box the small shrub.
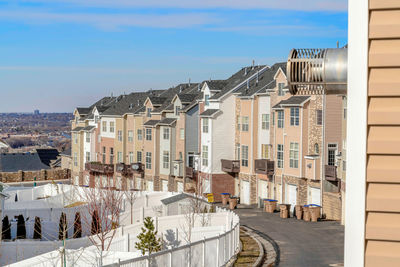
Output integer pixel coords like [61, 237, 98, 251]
[58, 212, 68, 240]
[16, 215, 26, 239]
[33, 216, 42, 239]
[2, 216, 11, 240]
[91, 209, 101, 235]
[73, 212, 82, 238]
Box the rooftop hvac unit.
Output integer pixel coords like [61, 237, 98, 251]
[287, 48, 347, 95]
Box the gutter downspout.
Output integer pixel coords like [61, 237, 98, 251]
[321, 95, 326, 214]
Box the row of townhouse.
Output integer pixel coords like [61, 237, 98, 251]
[70, 62, 346, 221]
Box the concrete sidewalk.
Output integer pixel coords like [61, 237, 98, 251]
[234, 206, 344, 267]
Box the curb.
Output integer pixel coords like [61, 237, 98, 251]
[241, 225, 278, 267]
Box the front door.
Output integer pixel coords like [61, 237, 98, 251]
[286, 184, 297, 213]
[162, 180, 168, 192]
[309, 186, 321, 205]
[241, 180, 250, 205]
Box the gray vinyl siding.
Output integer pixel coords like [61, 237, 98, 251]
[185, 105, 199, 161]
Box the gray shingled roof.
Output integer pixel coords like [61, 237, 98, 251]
[143, 120, 160, 127]
[235, 62, 286, 97]
[36, 149, 59, 166]
[60, 148, 71, 157]
[76, 108, 91, 115]
[200, 109, 220, 117]
[82, 125, 96, 131]
[148, 96, 167, 106]
[0, 153, 50, 172]
[157, 118, 177, 126]
[273, 96, 310, 109]
[210, 65, 267, 100]
[71, 126, 84, 132]
[101, 92, 149, 116]
[177, 94, 198, 104]
[161, 193, 207, 205]
[206, 80, 228, 91]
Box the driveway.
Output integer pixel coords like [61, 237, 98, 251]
[234, 206, 344, 267]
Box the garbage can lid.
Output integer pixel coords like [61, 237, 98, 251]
[304, 204, 310, 207]
[221, 193, 230, 195]
[309, 204, 321, 207]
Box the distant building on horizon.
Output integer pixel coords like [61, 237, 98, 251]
[34, 110, 40, 115]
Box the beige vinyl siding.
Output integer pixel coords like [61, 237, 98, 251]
[366, 1, 400, 265]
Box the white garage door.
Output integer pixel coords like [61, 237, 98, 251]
[135, 178, 142, 190]
[286, 184, 297, 213]
[162, 180, 168, 192]
[258, 180, 269, 199]
[309, 187, 321, 206]
[177, 181, 184, 193]
[146, 181, 154, 192]
[241, 180, 250, 205]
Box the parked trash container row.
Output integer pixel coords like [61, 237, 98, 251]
[261, 200, 322, 222]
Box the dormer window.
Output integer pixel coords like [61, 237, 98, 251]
[205, 95, 210, 106]
[147, 108, 152, 118]
[278, 83, 285, 96]
[175, 106, 180, 116]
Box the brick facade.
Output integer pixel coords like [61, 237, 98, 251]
[0, 169, 70, 183]
[323, 192, 342, 221]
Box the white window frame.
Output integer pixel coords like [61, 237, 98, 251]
[86, 152, 90, 162]
[86, 132, 90, 143]
[202, 145, 208, 167]
[163, 128, 170, 140]
[129, 152, 134, 164]
[241, 116, 249, 132]
[277, 111, 284, 128]
[137, 129, 143, 140]
[277, 144, 284, 168]
[180, 128, 184, 140]
[290, 108, 299, 126]
[278, 82, 285, 96]
[146, 152, 152, 169]
[261, 114, 270, 130]
[289, 142, 299, 168]
[102, 121, 107, 132]
[118, 130, 122, 141]
[202, 118, 209, 133]
[241, 145, 248, 167]
[109, 121, 115, 133]
[128, 130, 133, 142]
[146, 128, 152, 141]
[163, 151, 169, 169]
[137, 151, 142, 163]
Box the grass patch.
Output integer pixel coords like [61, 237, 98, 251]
[234, 229, 260, 267]
[64, 201, 86, 208]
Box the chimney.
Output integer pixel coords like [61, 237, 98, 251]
[244, 67, 247, 75]
[179, 85, 182, 93]
[137, 100, 140, 106]
[252, 60, 255, 69]
[188, 78, 191, 87]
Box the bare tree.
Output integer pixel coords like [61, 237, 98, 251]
[123, 189, 137, 225]
[78, 174, 124, 266]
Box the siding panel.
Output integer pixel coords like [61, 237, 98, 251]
[367, 183, 400, 212]
[367, 126, 400, 154]
[369, 68, 400, 96]
[370, 10, 400, 39]
[368, 97, 400, 124]
[366, 241, 400, 267]
[369, 40, 400, 67]
[366, 212, 400, 241]
[370, 0, 400, 10]
[367, 155, 400, 183]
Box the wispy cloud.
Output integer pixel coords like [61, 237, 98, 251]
[17, 0, 348, 12]
[0, 9, 219, 30]
[208, 24, 347, 37]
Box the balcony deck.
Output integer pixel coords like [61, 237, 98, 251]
[221, 159, 240, 173]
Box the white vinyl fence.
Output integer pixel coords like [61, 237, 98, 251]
[103, 208, 240, 267]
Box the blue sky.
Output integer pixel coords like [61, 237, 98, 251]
[0, 0, 347, 112]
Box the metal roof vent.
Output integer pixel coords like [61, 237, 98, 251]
[246, 79, 250, 89]
[198, 83, 201, 91]
[129, 103, 133, 109]
[244, 67, 247, 76]
[287, 48, 347, 95]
